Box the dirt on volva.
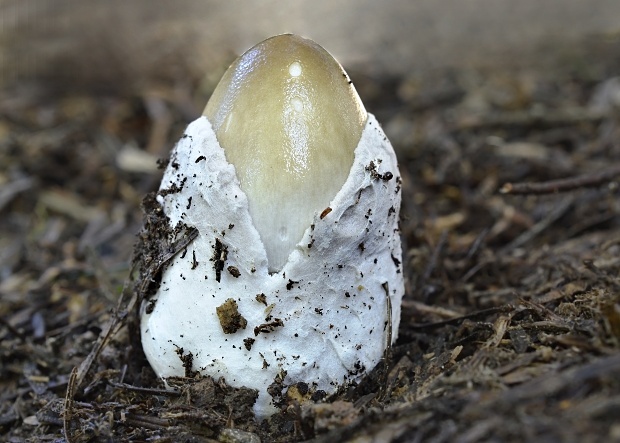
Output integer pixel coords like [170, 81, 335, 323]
[1, 34, 620, 442]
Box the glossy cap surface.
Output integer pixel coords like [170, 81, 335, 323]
[204, 34, 366, 271]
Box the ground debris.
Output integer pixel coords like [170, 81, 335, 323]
[1, 31, 620, 443]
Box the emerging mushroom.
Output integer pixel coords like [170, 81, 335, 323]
[140, 34, 404, 417]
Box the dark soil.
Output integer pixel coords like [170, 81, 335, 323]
[2, 34, 620, 442]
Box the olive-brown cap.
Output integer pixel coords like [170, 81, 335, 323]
[204, 34, 366, 272]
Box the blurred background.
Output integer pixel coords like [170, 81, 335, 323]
[2, 2, 620, 441]
[2, 0, 620, 94]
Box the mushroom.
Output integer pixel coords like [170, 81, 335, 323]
[140, 34, 404, 417]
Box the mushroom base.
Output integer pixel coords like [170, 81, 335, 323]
[140, 114, 404, 417]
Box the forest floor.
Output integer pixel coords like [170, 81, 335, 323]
[1, 34, 620, 442]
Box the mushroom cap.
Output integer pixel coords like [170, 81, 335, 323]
[204, 34, 367, 272]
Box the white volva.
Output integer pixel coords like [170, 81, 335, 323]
[140, 35, 404, 417]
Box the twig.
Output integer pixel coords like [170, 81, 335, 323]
[402, 300, 462, 319]
[377, 282, 393, 401]
[499, 196, 574, 254]
[500, 165, 620, 195]
[137, 227, 198, 298]
[408, 305, 514, 330]
[465, 228, 489, 261]
[63, 367, 78, 443]
[75, 227, 198, 390]
[123, 414, 171, 430]
[461, 259, 491, 283]
[458, 108, 604, 131]
[107, 380, 181, 397]
[423, 230, 449, 281]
